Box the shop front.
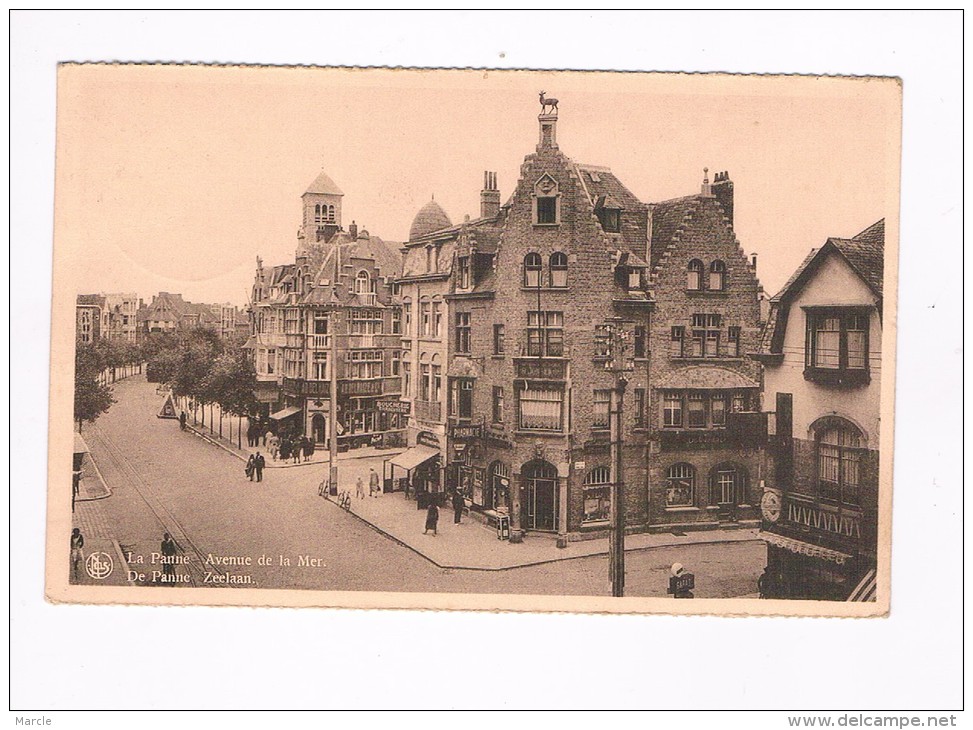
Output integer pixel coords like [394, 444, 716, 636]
[384, 430, 442, 503]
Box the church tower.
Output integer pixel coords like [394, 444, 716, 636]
[299, 170, 344, 248]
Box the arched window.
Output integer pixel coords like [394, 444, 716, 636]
[524, 253, 543, 287]
[583, 466, 611, 523]
[709, 260, 727, 291]
[709, 463, 748, 506]
[687, 259, 703, 290]
[666, 463, 696, 507]
[816, 420, 863, 506]
[355, 271, 370, 294]
[328, 204, 335, 221]
[549, 252, 568, 288]
[314, 203, 322, 222]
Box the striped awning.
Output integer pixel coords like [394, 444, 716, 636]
[847, 568, 877, 602]
[761, 531, 853, 565]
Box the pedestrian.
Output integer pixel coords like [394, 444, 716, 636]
[452, 490, 465, 524]
[70, 528, 84, 579]
[306, 438, 316, 461]
[161, 532, 177, 584]
[279, 438, 290, 462]
[423, 502, 439, 536]
[245, 453, 256, 481]
[292, 439, 301, 464]
[254, 452, 266, 482]
[269, 433, 280, 462]
[179, 410, 187, 431]
[369, 467, 380, 497]
[302, 437, 313, 463]
[356, 475, 365, 500]
[264, 427, 272, 447]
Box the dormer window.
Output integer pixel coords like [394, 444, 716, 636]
[549, 252, 568, 288]
[709, 260, 727, 291]
[355, 271, 371, 295]
[687, 259, 704, 290]
[457, 256, 471, 289]
[628, 269, 641, 290]
[524, 253, 543, 287]
[599, 208, 621, 233]
[533, 175, 560, 225]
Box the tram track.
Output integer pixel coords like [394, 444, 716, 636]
[86, 421, 230, 588]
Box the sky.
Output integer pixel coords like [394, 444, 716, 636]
[54, 66, 900, 308]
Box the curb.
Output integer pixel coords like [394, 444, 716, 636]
[185, 423, 404, 468]
[322, 493, 763, 573]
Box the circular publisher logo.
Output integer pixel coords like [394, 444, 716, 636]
[85, 551, 114, 580]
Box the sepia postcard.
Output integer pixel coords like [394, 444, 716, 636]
[46, 65, 900, 616]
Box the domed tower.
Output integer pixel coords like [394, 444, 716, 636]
[301, 170, 344, 246]
[409, 197, 452, 241]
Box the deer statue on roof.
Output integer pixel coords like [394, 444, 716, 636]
[539, 91, 559, 115]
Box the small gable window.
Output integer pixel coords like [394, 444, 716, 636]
[549, 252, 568, 288]
[524, 253, 543, 288]
[355, 271, 371, 294]
[709, 260, 727, 291]
[687, 259, 704, 290]
[533, 175, 560, 225]
[599, 208, 621, 233]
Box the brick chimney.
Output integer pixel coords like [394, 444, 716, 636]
[348, 220, 358, 240]
[480, 171, 500, 219]
[712, 170, 734, 227]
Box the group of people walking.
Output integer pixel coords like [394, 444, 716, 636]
[245, 452, 266, 482]
[423, 490, 467, 537]
[271, 434, 315, 464]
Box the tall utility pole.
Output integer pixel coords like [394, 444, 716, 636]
[603, 317, 634, 597]
[328, 245, 341, 494]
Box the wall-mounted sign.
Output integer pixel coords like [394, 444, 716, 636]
[451, 424, 482, 441]
[377, 399, 411, 415]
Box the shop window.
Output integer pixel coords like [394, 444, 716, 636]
[816, 421, 863, 506]
[687, 259, 704, 290]
[549, 252, 568, 287]
[583, 466, 612, 523]
[666, 463, 696, 507]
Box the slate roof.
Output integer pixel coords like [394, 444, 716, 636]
[758, 219, 885, 356]
[647, 195, 702, 270]
[409, 198, 453, 241]
[304, 170, 344, 197]
[77, 294, 106, 308]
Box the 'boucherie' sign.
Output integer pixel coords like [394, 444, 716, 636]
[376, 400, 411, 415]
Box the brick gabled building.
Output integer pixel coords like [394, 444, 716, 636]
[643, 172, 765, 530]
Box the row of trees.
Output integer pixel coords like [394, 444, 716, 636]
[74, 328, 258, 433]
[145, 328, 258, 421]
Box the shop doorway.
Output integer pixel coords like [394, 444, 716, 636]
[522, 460, 558, 532]
[311, 414, 327, 445]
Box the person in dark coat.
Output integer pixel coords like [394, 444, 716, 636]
[245, 454, 256, 481]
[161, 532, 177, 583]
[452, 490, 465, 524]
[423, 503, 439, 536]
[179, 411, 187, 431]
[70, 528, 84, 579]
[292, 439, 302, 464]
[254, 452, 266, 482]
[302, 437, 313, 462]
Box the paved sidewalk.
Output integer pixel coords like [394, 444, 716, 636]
[183, 421, 404, 469]
[326, 488, 761, 571]
[70, 455, 131, 587]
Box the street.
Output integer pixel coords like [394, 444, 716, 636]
[78, 376, 764, 598]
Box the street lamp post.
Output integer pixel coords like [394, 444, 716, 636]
[602, 317, 634, 598]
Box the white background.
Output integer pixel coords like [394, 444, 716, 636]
[8, 10, 964, 718]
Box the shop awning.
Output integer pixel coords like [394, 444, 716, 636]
[847, 568, 877, 602]
[270, 406, 302, 420]
[389, 445, 439, 472]
[761, 531, 853, 565]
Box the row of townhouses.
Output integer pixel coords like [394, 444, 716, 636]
[76, 291, 249, 344]
[246, 105, 884, 601]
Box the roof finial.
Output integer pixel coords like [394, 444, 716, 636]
[703, 167, 709, 183]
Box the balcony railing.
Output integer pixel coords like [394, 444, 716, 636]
[414, 399, 442, 423]
[309, 334, 331, 349]
[282, 377, 330, 397]
[347, 334, 377, 349]
[339, 379, 384, 397]
[784, 494, 862, 539]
